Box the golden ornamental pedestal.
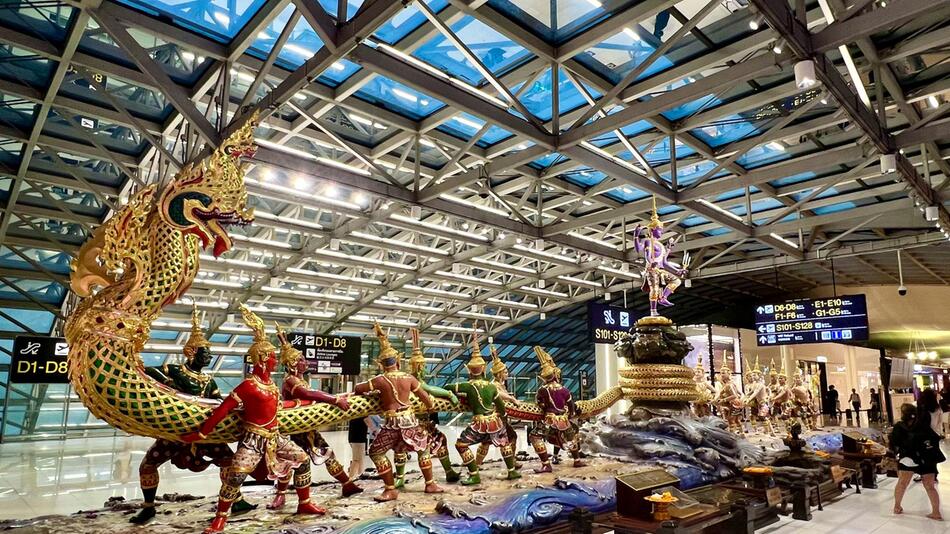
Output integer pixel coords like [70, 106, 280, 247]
[615, 316, 699, 408]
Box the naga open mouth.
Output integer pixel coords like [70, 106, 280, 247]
[193, 207, 254, 257]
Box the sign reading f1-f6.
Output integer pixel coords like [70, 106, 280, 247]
[754, 294, 869, 346]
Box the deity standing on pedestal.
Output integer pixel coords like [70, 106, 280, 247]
[393, 328, 461, 488]
[274, 325, 362, 502]
[790, 370, 818, 430]
[182, 305, 325, 534]
[632, 198, 690, 317]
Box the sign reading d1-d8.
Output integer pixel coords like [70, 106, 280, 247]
[11, 335, 70, 384]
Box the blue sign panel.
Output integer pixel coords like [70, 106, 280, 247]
[754, 294, 869, 346]
[588, 302, 638, 344]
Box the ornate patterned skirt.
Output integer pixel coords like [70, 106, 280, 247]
[458, 413, 509, 447]
[368, 409, 429, 454]
[231, 424, 307, 480]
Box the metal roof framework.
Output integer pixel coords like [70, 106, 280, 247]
[3, 0, 950, 436]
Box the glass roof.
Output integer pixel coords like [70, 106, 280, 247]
[486, 0, 639, 43]
[115, 0, 269, 42]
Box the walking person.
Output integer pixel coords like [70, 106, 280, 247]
[850, 388, 862, 426]
[890, 398, 944, 520]
[869, 388, 881, 424]
[826, 385, 839, 424]
[347, 417, 370, 480]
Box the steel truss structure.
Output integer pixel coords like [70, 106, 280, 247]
[2, 0, 950, 436]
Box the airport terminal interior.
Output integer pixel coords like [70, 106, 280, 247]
[4, 0, 950, 532]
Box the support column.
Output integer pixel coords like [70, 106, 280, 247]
[596, 343, 626, 416]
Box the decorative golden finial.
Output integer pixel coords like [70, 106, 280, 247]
[183, 302, 211, 361]
[239, 304, 274, 365]
[647, 195, 662, 229]
[534, 345, 558, 381]
[373, 322, 400, 368]
[275, 323, 303, 368]
[769, 359, 778, 376]
[780, 358, 788, 377]
[753, 355, 761, 374]
[467, 331, 486, 372]
[490, 343, 507, 377]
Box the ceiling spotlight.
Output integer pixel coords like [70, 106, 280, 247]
[749, 17, 762, 31]
[794, 60, 817, 89]
[461, 222, 470, 230]
[928, 95, 940, 108]
[498, 232, 507, 240]
[539, 312, 547, 320]
[772, 42, 783, 54]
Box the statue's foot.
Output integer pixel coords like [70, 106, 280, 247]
[459, 474, 481, 486]
[129, 505, 156, 524]
[296, 501, 327, 515]
[393, 477, 405, 490]
[266, 493, 286, 510]
[506, 470, 522, 480]
[341, 481, 364, 498]
[374, 489, 399, 502]
[425, 482, 444, 494]
[202, 516, 227, 534]
[573, 460, 587, 468]
[658, 297, 673, 306]
[534, 464, 553, 474]
[231, 498, 257, 515]
[444, 470, 461, 483]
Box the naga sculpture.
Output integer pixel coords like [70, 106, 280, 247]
[64, 112, 622, 446]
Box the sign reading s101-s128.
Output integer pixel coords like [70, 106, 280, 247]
[754, 294, 868, 346]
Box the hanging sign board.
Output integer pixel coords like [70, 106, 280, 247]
[11, 335, 70, 383]
[588, 302, 639, 344]
[288, 332, 361, 375]
[754, 294, 869, 346]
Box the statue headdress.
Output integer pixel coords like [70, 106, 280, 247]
[769, 359, 778, 376]
[467, 331, 487, 373]
[534, 345, 558, 381]
[647, 196, 662, 230]
[408, 328, 426, 371]
[780, 358, 788, 377]
[374, 323, 400, 369]
[183, 303, 211, 361]
[275, 323, 303, 369]
[752, 355, 762, 374]
[239, 304, 275, 365]
[719, 361, 733, 375]
[490, 343, 507, 377]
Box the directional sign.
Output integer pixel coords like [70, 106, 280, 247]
[588, 302, 639, 344]
[754, 295, 869, 346]
[11, 335, 70, 383]
[288, 332, 361, 375]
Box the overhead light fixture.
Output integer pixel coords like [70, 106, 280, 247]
[880, 153, 897, 173]
[928, 95, 940, 108]
[772, 41, 783, 54]
[794, 60, 817, 89]
[604, 292, 612, 301]
[539, 312, 547, 320]
[925, 205, 939, 221]
[749, 16, 763, 31]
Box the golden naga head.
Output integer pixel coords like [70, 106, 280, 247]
[276, 323, 303, 369]
[239, 304, 275, 365]
[158, 113, 259, 257]
[183, 303, 211, 361]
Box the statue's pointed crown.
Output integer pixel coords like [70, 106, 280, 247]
[239, 304, 274, 364]
[780, 358, 788, 376]
[753, 354, 761, 373]
[490, 343, 507, 376]
[467, 331, 486, 371]
[374, 322, 400, 367]
[535, 345, 558, 380]
[184, 303, 211, 356]
[409, 327, 426, 367]
[769, 358, 778, 375]
[647, 195, 662, 229]
[275, 323, 303, 368]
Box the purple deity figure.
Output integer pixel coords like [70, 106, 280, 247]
[633, 197, 691, 317]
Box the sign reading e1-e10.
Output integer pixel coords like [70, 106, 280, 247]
[754, 294, 869, 346]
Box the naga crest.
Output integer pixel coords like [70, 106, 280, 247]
[158, 113, 259, 257]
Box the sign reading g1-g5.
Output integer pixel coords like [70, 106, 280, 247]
[289, 332, 362, 375]
[11, 335, 70, 383]
[754, 294, 869, 346]
[588, 302, 638, 343]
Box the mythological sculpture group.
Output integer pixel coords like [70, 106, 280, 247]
[693, 356, 821, 436]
